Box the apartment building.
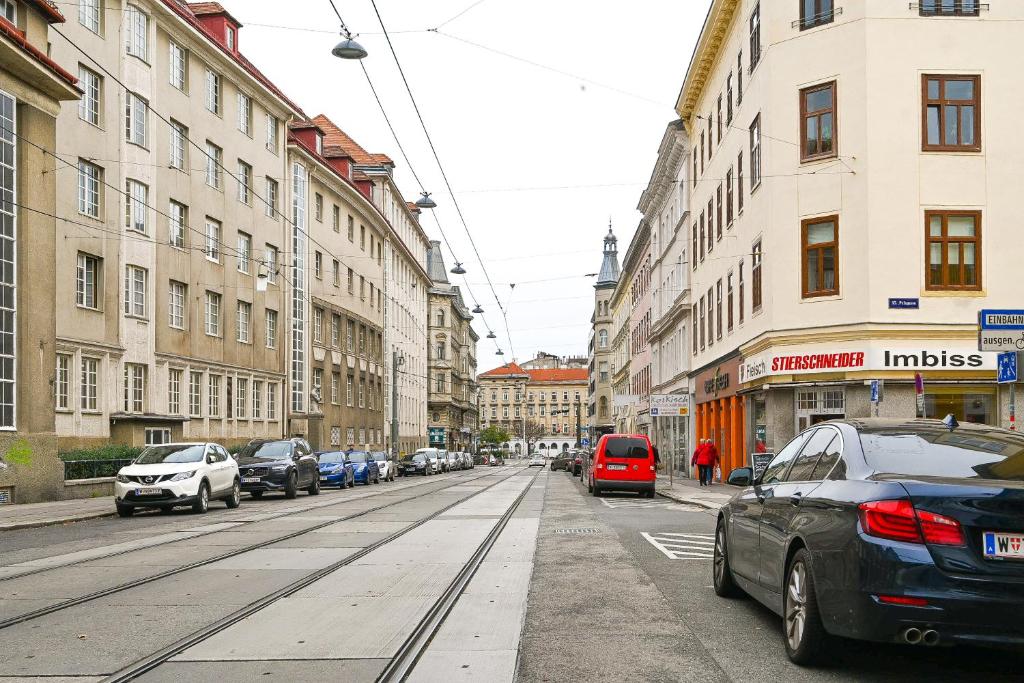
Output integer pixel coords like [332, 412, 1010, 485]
[588, 227, 619, 437]
[610, 223, 651, 435]
[680, 0, 1013, 477]
[426, 240, 478, 452]
[0, 0, 81, 503]
[641, 119, 692, 474]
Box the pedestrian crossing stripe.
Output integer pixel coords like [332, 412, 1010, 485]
[598, 498, 702, 511]
[641, 531, 714, 560]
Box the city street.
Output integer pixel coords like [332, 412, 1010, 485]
[2, 463, 1023, 681]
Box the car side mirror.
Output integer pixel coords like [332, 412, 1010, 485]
[727, 467, 753, 487]
[292, 453, 301, 461]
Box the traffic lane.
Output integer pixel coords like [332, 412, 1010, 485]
[593, 486, 1024, 681]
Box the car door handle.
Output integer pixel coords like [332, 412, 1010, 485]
[789, 492, 803, 507]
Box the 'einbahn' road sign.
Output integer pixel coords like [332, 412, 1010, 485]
[979, 310, 1024, 352]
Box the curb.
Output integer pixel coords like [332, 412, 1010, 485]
[655, 491, 725, 511]
[0, 509, 115, 532]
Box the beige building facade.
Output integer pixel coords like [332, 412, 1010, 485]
[588, 227, 619, 438]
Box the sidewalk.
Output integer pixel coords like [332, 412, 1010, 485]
[0, 496, 114, 531]
[655, 474, 732, 510]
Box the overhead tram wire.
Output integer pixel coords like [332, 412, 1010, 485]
[366, 0, 516, 361]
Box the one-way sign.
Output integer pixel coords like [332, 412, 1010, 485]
[979, 309, 1024, 351]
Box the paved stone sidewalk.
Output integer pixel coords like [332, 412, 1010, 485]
[0, 496, 114, 531]
[655, 475, 732, 510]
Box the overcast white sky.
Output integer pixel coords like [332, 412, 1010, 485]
[234, 0, 707, 371]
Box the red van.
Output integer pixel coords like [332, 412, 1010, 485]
[587, 434, 657, 498]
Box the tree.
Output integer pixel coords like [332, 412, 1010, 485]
[523, 420, 546, 455]
[479, 425, 511, 447]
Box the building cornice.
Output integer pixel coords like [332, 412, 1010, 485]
[739, 324, 979, 358]
[675, 0, 741, 125]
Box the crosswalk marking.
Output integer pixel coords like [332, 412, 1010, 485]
[641, 531, 715, 560]
[598, 497, 701, 511]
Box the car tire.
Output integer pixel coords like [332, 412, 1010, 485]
[347, 476, 355, 488]
[116, 503, 134, 518]
[226, 479, 241, 508]
[783, 548, 829, 665]
[592, 484, 601, 497]
[713, 519, 742, 598]
[284, 472, 298, 499]
[307, 476, 320, 496]
[192, 482, 210, 514]
[251, 490, 264, 499]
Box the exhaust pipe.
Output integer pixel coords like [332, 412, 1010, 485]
[922, 629, 940, 646]
[902, 627, 923, 645]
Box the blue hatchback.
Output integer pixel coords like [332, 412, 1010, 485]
[347, 450, 381, 485]
[316, 450, 354, 489]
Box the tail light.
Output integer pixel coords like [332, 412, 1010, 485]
[876, 595, 929, 607]
[858, 500, 965, 546]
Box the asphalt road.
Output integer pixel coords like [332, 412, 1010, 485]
[527, 467, 1024, 682]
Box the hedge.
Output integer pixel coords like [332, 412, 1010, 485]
[59, 444, 144, 462]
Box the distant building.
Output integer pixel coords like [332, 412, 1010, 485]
[588, 227, 620, 439]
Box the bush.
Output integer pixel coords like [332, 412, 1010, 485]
[59, 444, 144, 462]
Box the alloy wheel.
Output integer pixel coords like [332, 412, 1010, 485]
[713, 527, 726, 587]
[786, 561, 808, 651]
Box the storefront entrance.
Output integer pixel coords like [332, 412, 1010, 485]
[795, 388, 845, 432]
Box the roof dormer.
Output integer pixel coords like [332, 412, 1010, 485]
[188, 2, 242, 54]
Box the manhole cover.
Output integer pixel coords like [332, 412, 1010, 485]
[554, 528, 600, 535]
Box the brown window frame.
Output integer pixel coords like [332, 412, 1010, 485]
[716, 184, 724, 239]
[800, 81, 837, 162]
[699, 212, 706, 261]
[716, 279, 723, 340]
[707, 198, 715, 252]
[737, 151, 744, 213]
[801, 215, 840, 298]
[692, 222, 698, 270]
[692, 149, 698, 187]
[699, 296, 706, 351]
[739, 260, 746, 323]
[726, 168, 734, 224]
[749, 114, 762, 190]
[752, 242, 763, 312]
[800, 0, 835, 30]
[924, 209, 982, 291]
[922, 74, 980, 152]
[692, 304, 698, 355]
[919, 0, 980, 17]
[727, 271, 734, 332]
[717, 95, 723, 142]
[700, 132, 705, 173]
[707, 287, 714, 348]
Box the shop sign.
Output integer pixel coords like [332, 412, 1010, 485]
[751, 452, 774, 480]
[428, 427, 446, 445]
[695, 358, 741, 403]
[650, 394, 690, 417]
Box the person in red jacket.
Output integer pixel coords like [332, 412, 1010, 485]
[702, 439, 720, 485]
[691, 439, 710, 487]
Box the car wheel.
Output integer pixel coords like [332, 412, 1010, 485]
[192, 482, 210, 514]
[592, 484, 601, 497]
[116, 503, 134, 518]
[347, 475, 355, 488]
[307, 476, 320, 496]
[713, 519, 741, 598]
[284, 472, 298, 499]
[251, 490, 264, 499]
[784, 548, 828, 665]
[226, 479, 241, 508]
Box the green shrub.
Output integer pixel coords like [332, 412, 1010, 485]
[59, 444, 144, 462]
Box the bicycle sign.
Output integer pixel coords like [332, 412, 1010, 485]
[979, 310, 1024, 352]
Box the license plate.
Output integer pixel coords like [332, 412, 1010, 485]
[137, 487, 161, 495]
[607, 464, 627, 471]
[983, 532, 1024, 559]
[241, 477, 260, 484]
[319, 476, 328, 481]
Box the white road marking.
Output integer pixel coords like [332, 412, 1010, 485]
[599, 497, 677, 510]
[641, 531, 714, 560]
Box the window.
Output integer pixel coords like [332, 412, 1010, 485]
[707, 200, 714, 252]
[81, 358, 98, 411]
[266, 115, 279, 152]
[78, 160, 101, 217]
[125, 93, 147, 150]
[237, 301, 251, 342]
[726, 73, 734, 124]
[699, 212, 705, 261]
[204, 219, 221, 261]
[346, 320, 354, 351]
[691, 223, 697, 270]
[313, 307, 323, 343]
[253, 380, 262, 418]
[599, 329, 608, 348]
[125, 5, 148, 60]
[265, 309, 278, 348]
[55, 354, 70, 410]
[752, 241, 763, 311]
[692, 149, 698, 188]
[347, 215, 355, 241]
[726, 168, 734, 224]
[205, 69, 221, 114]
[360, 225, 366, 250]
[737, 51, 743, 103]
[802, 216, 839, 298]
[749, 115, 762, 189]
[208, 374, 220, 417]
[739, 261, 745, 324]
[347, 268, 354, 293]
[331, 372, 340, 404]
[706, 287, 714, 347]
[267, 383, 277, 420]
[265, 245, 278, 284]
[691, 306, 698, 355]
[700, 132, 705, 173]
[205, 141, 222, 188]
[166, 368, 182, 414]
[436, 373, 445, 393]
[169, 120, 187, 170]
[236, 377, 247, 419]
[237, 93, 251, 135]
[265, 177, 278, 217]
[188, 370, 201, 417]
[737, 151, 744, 213]
[123, 363, 145, 413]
[237, 232, 251, 274]
[716, 184, 723, 239]
[125, 180, 147, 233]
[435, 341, 445, 360]
[727, 272, 734, 332]
[169, 41, 187, 91]
[76, 253, 99, 308]
[923, 75, 980, 152]
[801, 0, 834, 29]
[359, 380, 366, 408]
[761, 432, 813, 485]
[716, 279, 723, 339]
[331, 314, 340, 347]
[79, 0, 100, 33]
[205, 291, 221, 336]
[919, 0, 980, 16]
[332, 205, 340, 233]
[717, 95, 723, 142]
[346, 375, 354, 406]
[332, 260, 340, 287]
[78, 66, 100, 125]
[314, 193, 323, 222]
[699, 296, 706, 350]
[801, 82, 836, 161]
[123, 265, 146, 318]
[314, 251, 323, 279]
[168, 280, 186, 329]
[925, 210, 981, 291]
[749, 3, 761, 70]
[225, 24, 235, 50]
[237, 161, 252, 203]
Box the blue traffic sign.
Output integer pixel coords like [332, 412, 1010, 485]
[998, 352, 1018, 384]
[888, 298, 919, 310]
[981, 310, 1024, 331]
[581, 438, 590, 447]
[870, 380, 880, 403]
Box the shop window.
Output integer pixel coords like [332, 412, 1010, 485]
[924, 390, 993, 425]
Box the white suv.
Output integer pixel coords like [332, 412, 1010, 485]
[115, 442, 240, 517]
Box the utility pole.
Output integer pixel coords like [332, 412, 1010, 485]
[391, 349, 403, 463]
[575, 398, 581, 448]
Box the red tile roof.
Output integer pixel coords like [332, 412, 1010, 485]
[187, 1, 241, 25]
[313, 114, 384, 167]
[0, 16, 77, 87]
[478, 364, 588, 383]
[479, 363, 527, 377]
[26, 0, 65, 24]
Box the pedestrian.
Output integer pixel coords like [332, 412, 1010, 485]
[702, 439, 721, 486]
[691, 439, 708, 486]
[652, 444, 661, 471]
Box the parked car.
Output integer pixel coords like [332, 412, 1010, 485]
[714, 418, 1024, 664]
[371, 451, 395, 481]
[529, 453, 546, 468]
[416, 448, 442, 474]
[115, 442, 240, 517]
[463, 452, 474, 469]
[316, 450, 355, 488]
[473, 453, 488, 466]
[550, 450, 573, 471]
[571, 452, 584, 476]
[446, 451, 462, 471]
[346, 450, 381, 485]
[236, 438, 320, 499]
[399, 451, 431, 476]
[588, 434, 656, 498]
[489, 454, 505, 466]
[438, 449, 451, 472]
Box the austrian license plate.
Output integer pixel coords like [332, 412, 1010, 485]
[983, 532, 1024, 559]
[319, 476, 328, 481]
[241, 477, 260, 484]
[606, 464, 627, 471]
[137, 487, 161, 495]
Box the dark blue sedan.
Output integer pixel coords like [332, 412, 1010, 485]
[316, 450, 354, 489]
[346, 450, 381, 485]
[714, 418, 1024, 664]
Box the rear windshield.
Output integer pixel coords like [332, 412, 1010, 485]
[860, 426, 1024, 480]
[371, 452, 387, 462]
[318, 451, 346, 464]
[603, 438, 650, 459]
[401, 453, 425, 462]
[347, 451, 369, 463]
[237, 441, 291, 459]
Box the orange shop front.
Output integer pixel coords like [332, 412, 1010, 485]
[693, 356, 745, 480]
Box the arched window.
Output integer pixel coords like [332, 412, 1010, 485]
[598, 329, 608, 348]
[538, 442, 546, 450]
[562, 443, 569, 451]
[514, 443, 522, 452]
[599, 396, 608, 418]
[436, 309, 445, 327]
